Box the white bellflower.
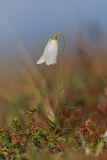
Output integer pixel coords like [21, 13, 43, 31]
[36, 33, 59, 65]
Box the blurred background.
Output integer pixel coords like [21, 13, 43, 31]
[0, 0, 107, 127]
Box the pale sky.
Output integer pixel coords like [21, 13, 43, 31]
[0, 0, 107, 55]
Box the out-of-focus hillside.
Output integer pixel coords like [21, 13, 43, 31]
[0, 34, 107, 159]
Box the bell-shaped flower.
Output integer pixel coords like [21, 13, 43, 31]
[36, 33, 58, 65]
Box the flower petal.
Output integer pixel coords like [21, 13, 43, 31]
[45, 40, 58, 65]
[36, 39, 52, 64]
[36, 55, 45, 64]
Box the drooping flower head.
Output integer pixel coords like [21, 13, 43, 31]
[36, 32, 65, 65]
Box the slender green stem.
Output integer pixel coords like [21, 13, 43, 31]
[55, 32, 65, 119]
